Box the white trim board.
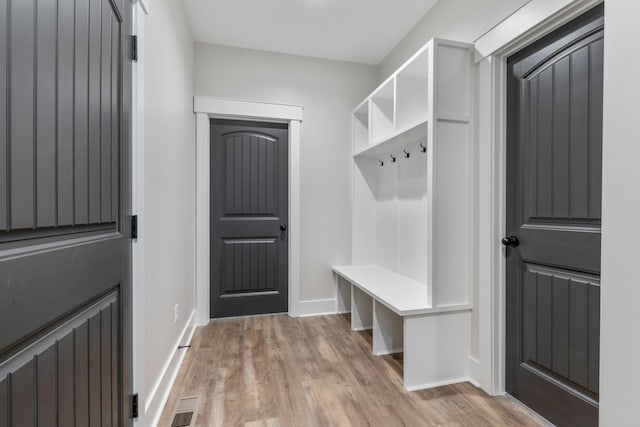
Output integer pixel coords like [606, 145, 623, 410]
[296, 298, 338, 317]
[194, 96, 304, 324]
[131, 3, 147, 426]
[143, 309, 197, 427]
[405, 377, 479, 393]
[473, 0, 603, 397]
[474, 0, 602, 61]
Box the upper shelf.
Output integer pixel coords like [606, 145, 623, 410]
[352, 46, 429, 158]
[353, 118, 427, 158]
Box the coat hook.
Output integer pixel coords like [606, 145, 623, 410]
[403, 149, 410, 158]
[420, 142, 427, 153]
[378, 159, 384, 167]
[390, 154, 396, 163]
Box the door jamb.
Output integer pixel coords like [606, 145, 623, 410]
[474, 0, 603, 396]
[131, 1, 147, 424]
[193, 97, 303, 325]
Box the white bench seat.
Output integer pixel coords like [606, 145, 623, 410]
[332, 264, 473, 391]
[332, 265, 428, 316]
[332, 265, 471, 315]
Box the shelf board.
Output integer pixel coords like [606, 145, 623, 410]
[353, 118, 428, 158]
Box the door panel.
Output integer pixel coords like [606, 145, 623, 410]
[1, 0, 121, 239]
[506, 5, 603, 426]
[221, 238, 279, 294]
[0, 295, 119, 426]
[521, 264, 600, 393]
[0, 0, 132, 424]
[211, 120, 289, 318]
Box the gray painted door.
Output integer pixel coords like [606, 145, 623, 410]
[505, 5, 603, 426]
[210, 120, 289, 318]
[0, 0, 133, 424]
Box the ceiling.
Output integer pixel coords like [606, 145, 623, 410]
[183, 0, 439, 65]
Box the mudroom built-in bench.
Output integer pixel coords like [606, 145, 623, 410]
[332, 37, 476, 392]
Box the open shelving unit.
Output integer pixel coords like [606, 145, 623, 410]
[396, 48, 428, 131]
[370, 80, 395, 144]
[353, 100, 369, 152]
[336, 38, 475, 391]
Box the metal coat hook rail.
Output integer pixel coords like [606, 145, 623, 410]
[377, 143, 428, 166]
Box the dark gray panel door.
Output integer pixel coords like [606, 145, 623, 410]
[210, 120, 289, 318]
[506, 5, 603, 427]
[0, 0, 133, 424]
[0, 295, 119, 426]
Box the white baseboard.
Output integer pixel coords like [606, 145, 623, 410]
[374, 348, 403, 356]
[143, 309, 197, 427]
[467, 376, 481, 388]
[351, 326, 372, 332]
[294, 298, 338, 317]
[405, 377, 477, 392]
[468, 355, 483, 389]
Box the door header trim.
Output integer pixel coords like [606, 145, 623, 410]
[474, 0, 602, 62]
[194, 96, 304, 122]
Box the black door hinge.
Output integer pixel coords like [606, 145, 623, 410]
[131, 215, 138, 239]
[131, 35, 138, 61]
[131, 393, 139, 418]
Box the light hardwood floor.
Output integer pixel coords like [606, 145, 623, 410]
[159, 314, 548, 427]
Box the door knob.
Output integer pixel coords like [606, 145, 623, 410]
[280, 224, 287, 231]
[501, 236, 519, 248]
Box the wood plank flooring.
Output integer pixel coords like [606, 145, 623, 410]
[159, 314, 548, 427]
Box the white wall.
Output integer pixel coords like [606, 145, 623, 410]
[599, 0, 640, 424]
[195, 43, 378, 309]
[377, 0, 528, 82]
[137, 0, 196, 424]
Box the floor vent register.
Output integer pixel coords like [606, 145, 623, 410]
[170, 396, 199, 427]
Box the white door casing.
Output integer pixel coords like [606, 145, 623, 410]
[473, 0, 602, 396]
[194, 97, 303, 325]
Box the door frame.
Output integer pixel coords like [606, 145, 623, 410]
[474, 0, 603, 396]
[131, 0, 147, 424]
[193, 97, 303, 325]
